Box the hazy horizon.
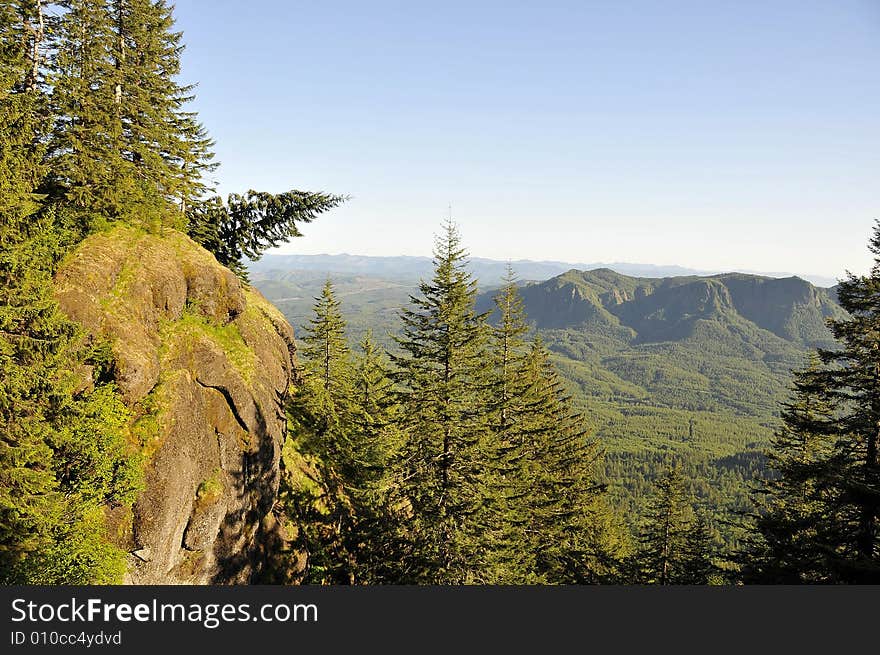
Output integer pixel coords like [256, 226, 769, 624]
[252, 250, 842, 287]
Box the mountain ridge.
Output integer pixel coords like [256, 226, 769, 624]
[479, 268, 845, 350]
[250, 253, 840, 288]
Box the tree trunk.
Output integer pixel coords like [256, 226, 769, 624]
[24, 1, 44, 92]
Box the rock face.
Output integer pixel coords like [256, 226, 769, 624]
[54, 227, 297, 584]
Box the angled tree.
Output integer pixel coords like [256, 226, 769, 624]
[187, 190, 347, 279]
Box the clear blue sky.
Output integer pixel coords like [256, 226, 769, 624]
[172, 0, 879, 279]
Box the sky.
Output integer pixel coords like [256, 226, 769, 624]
[172, 0, 880, 280]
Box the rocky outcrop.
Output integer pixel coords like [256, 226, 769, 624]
[54, 227, 297, 584]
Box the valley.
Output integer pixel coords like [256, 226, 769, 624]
[251, 258, 845, 540]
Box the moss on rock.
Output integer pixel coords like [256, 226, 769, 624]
[54, 226, 298, 584]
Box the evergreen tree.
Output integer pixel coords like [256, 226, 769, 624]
[110, 0, 217, 218]
[520, 337, 623, 583]
[742, 217, 880, 583]
[286, 288, 404, 584]
[47, 0, 216, 225]
[482, 269, 537, 582]
[0, 207, 141, 582]
[813, 225, 880, 581]
[637, 466, 691, 584]
[391, 220, 491, 583]
[49, 0, 136, 221]
[186, 190, 347, 279]
[286, 280, 356, 583]
[678, 512, 716, 585]
[1, 0, 50, 228]
[739, 357, 836, 582]
[345, 331, 405, 583]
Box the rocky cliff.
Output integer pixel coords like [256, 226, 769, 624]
[54, 226, 297, 584]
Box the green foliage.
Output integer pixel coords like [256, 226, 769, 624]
[9, 506, 128, 585]
[256, 259, 845, 556]
[0, 208, 141, 583]
[285, 282, 402, 584]
[480, 269, 538, 582]
[741, 221, 880, 583]
[2, 0, 346, 585]
[390, 221, 492, 583]
[282, 227, 627, 584]
[518, 337, 627, 583]
[187, 190, 347, 279]
[47, 0, 216, 226]
[634, 467, 692, 584]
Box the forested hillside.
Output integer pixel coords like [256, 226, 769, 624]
[489, 269, 845, 536]
[253, 266, 846, 543]
[4, 1, 878, 585]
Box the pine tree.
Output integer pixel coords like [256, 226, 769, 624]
[0, 205, 140, 582]
[481, 269, 537, 582]
[390, 220, 491, 583]
[742, 216, 880, 583]
[678, 512, 716, 585]
[740, 357, 836, 582]
[47, 0, 216, 225]
[111, 0, 217, 218]
[520, 337, 623, 583]
[637, 466, 691, 584]
[285, 280, 356, 583]
[49, 0, 136, 221]
[814, 225, 880, 581]
[345, 331, 405, 583]
[186, 190, 347, 279]
[1, 0, 63, 571]
[1, 0, 50, 228]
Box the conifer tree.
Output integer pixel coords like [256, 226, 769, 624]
[520, 337, 623, 583]
[482, 269, 537, 582]
[286, 280, 356, 583]
[637, 467, 691, 584]
[741, 222, 880, 583]
[49, 0, 135, 221]
[1, 0, 63, 573]
[47, 0, 216, 224]
[0, 205, 140, 583]
[186, 190, 347, 279]
[110, 0, 217, 218]
[739, 357, 836, 582]
[391, 220, 491, 583]
[1, 0, 50, 228]
[345, 331, 405, 583]
[811, 226, 880, 581]
[678, 512, 716, 585]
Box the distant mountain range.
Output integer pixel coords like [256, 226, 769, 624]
[474, 268, 845, 419]
[481, 268, 845, 349]
[250, 253, 840, 288]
